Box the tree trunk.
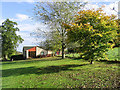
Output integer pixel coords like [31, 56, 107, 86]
[72, 53, 74, 57]
[62, 42, 65, 59]
[3, 55, 6, 60]
[61, 28, 65, 59]
[90, 60, 93, 64]
[4, 55, 7, 60]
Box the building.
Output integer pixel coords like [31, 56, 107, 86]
[23, 46, 52, 59]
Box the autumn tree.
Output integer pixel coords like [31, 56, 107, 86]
[114, 19, 120, 47]
[64, 8, 118, 64]
[0, 19, 24, 60]
[34, 2, 86, 59]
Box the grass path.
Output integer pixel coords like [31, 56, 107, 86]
[2, 57, 120, 88]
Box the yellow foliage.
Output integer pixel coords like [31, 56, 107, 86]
[84, 24, 88, 26]
[105, 55, 109, 60]
[111, 44, 115, 48]
[66, 29, 70, 32]
[98, 34, 103, 37]
[71, 23, 76, 26]
[91, 33, 103, 37]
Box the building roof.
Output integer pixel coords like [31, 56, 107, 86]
[28, 47, 36, 52]
[23, 46, 52, 51]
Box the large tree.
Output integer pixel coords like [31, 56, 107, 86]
[64, 8, 118, 64]
[34, 2, 86, 59]
[39, 30, 62, 52]
[0, 19, 24, 60]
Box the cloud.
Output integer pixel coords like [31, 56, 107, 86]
[15, 14, 29, 21]
[102, 1, 118, 16]
[17, 36, 39, 52]
[83, 3, 99, 10]
[16, 30, 45, 52]
[8, 13, 30, 22]
[16, 22, 49, 42]
[17, 22, 49, 32]
[16, 22, 49, 51]
[83, 1, 118, 17]
[0, 19, 5, 25]
[16, 31, 38, 52]
[0, 14, 29, 24]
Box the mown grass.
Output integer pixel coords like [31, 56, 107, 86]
[2, 57, 119, 88]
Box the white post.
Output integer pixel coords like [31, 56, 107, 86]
[26, 50, 29, 59]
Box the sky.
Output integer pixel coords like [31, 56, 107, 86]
[0, 0, 120, 52]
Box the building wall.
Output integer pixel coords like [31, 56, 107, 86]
[23, 47, 34, 58]
[36, 47, 48, 56]
[48, 51, 52, 54]
[23, 46, 53, 58]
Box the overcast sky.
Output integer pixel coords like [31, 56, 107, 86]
[0, 0, 119, 52]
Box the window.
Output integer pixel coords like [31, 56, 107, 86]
[41, 51, 44, 55]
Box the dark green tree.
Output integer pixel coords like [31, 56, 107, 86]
[0, 19, 24, 60]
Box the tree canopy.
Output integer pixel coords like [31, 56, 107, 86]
[64, 8, 118, 64]
[0, 19, 24, 60]
[39, 30, 62, 52]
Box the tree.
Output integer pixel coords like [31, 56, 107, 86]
[34, 2, 86, 59]
[0, 19, 24, 60]
[35, 29, 62, 52]
[114, 19, 120, 47]
[47, 30, 62, 52]
[64, 8, 118, 64]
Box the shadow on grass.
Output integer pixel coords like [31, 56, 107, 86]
[65, 56, 82, 59]
[2, 57, 62, 65]
[65, 56, 85, 61]
[68, 56, 120, 64]
[97, 60, 120, 64]
[2, 64, 88, 77]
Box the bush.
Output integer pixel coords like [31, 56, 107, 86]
[11, 54, 25, 61]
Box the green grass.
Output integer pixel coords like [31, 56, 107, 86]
[66, 53, 80, 58]
[106, 47, 120, 61]
[2, 57, 119, 88]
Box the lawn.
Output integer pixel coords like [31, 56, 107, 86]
[2, 56, 120, 88]
[106, 47, 120, 61]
